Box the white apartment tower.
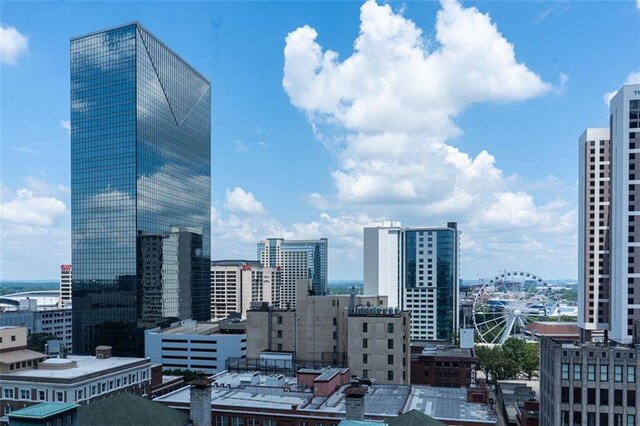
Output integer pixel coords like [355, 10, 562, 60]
[578, 128, 611, 339]
[610, 84, 640, 344]
[363, 222, 459, 342]
[210, 260, 282, 319]
[59, 264, 72, 307]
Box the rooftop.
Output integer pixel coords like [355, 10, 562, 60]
[404, 386, 495, 424]
[7, 402, 78, 419]
[1, 355, 148, 380]
[0, 349, 47, 364]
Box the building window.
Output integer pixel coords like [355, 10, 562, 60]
[363, 354, 368, 364]
[628, 366, 636, 383]
[388, 354, 394, 365]
[387, 370, 394, 381]
[3, 389, 14, 399]
[600, 365, 608, 381]
[615, 389, 623, 406]
[614, 365, 623, 382]
[277, 343, 282, 351]
[333, 317, 337, 326]
[232, 417, 243, 426]
[362, 369, 368, 379]
[600, 388, 609, 405]
[628, 390, 636, 407]
[587, 364, 595, 381]
[56, 392, 64, 402]
[362, 338, 368, 349]
[628, 415, 636, 426]
[561, 363, 569, 380]
[20, 389, 30, 400]
[11, 335, 16, 342]
[247, 419, 258, 426]
[38, 391, 46, 401]
[573, 363, 582, 380]
[216, 416, 228, 426]
[277, 316, 282, 325]
[387, 339, 394, 350]
[587, 388, 596, 405]
[277, 330, 282, 338]
[573, 388, 581, 404]
[387, 323, 394, 333]
[363, 322, 369, 333]
[561, 411, 569, 426]
[561, 387, 570, 403]
[263, 421, 276, 426]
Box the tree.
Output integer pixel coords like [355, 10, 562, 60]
[476, 338, 539, 381]
[163, 369, 203, 382]
[27, 333, 58, 353]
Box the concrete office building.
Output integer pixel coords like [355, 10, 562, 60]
[258, 238, 328, 308]
[71, 23, 211, 356]
[364, 222, 459, 342]
[144, 319, 247, 375]
[0, 306, 73, 354]
[246, 279, 411, 385]
[59, 265, 72, 308]
[210, 260, 282, 319]
[539, 338, 638, 426]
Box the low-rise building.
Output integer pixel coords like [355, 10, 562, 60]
[410, 345, 476, 387]
[0, 342, 151, 424]
[539, 337, 639, 426]
[145, 319, 247, 375]
[495, 381, 538, 426]
[154, 370, 496, 425]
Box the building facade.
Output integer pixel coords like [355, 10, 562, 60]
[364, 222, 460, 341]
[59, 265, 72, 308]
[210, 260, 282, 319]
[410, 346, 476, 388]
[578, 129, 611, 340]
[610, 85, 640, 344]
[70, 23, 211, 356]
[246, 279, 411, 385]
[539, 338, 638, 426]
[144, 319, 247, 375]
[257, 238, 328, 307]
[0, 307, 73, 354]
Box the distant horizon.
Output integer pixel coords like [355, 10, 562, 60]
[0, 277, 579, 283]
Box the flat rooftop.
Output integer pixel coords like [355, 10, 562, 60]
[404, 386, 495, 424]
[2, 355, 148, 381]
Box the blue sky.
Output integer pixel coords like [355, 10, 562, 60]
[1, 0, 639, 280]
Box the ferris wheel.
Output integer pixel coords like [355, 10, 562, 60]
[472, 270, 559, 345]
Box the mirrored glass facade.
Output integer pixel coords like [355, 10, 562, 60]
[71, 23, 211, 356]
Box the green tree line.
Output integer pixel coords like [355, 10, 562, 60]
[476, 338, 539, 381]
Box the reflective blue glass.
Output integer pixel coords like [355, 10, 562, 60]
[71, 23, 211, 356]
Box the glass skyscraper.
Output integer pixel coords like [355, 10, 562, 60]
[71, 23, 211, 356]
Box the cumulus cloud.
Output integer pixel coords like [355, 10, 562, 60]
[604, 71, 640, 105]
[1, 177, 71, 279]
[281, 0, 576, 278]
[0, 24, 28, 65]
[224, 187, 265, 214]
[234, 140, 249, 153]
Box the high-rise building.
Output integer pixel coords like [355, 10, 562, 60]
[539, 85, 640, 426]
[610, 84, 640, 344]
[210, 260, 282, 319]
[59, 264, 72, 307]
[364, 222, 459, 341]
[70, 23, 211, 356]
[257, 238, 328, 307]
[578, 128, 611, 340]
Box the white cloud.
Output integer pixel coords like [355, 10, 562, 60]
[282, 0, 577, 278]
[1, 177, 70, 279]
[0, 24, 28, 65]
[234, 140, 249, 153]
[603, 71, 640, 105]
[224, 187, 265, 214]
[9, 146, 39, 155]
[60, 120, 71, 135]
[637, 0, 640, 10]
[258, 141, 269, 148]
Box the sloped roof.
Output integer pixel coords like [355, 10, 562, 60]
[77, 392, 190, 426]
[387, 409, 445, 426]
[525, 321, 579, 337]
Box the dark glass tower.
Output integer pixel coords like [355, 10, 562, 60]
[71, 23, 211, 356]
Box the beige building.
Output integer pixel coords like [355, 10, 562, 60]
[210, 260, 281, 319]
[247, 279, 411, 384]
[59, 264, 72, 307]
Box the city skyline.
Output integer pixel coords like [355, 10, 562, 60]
[2, 0, 639, 280]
